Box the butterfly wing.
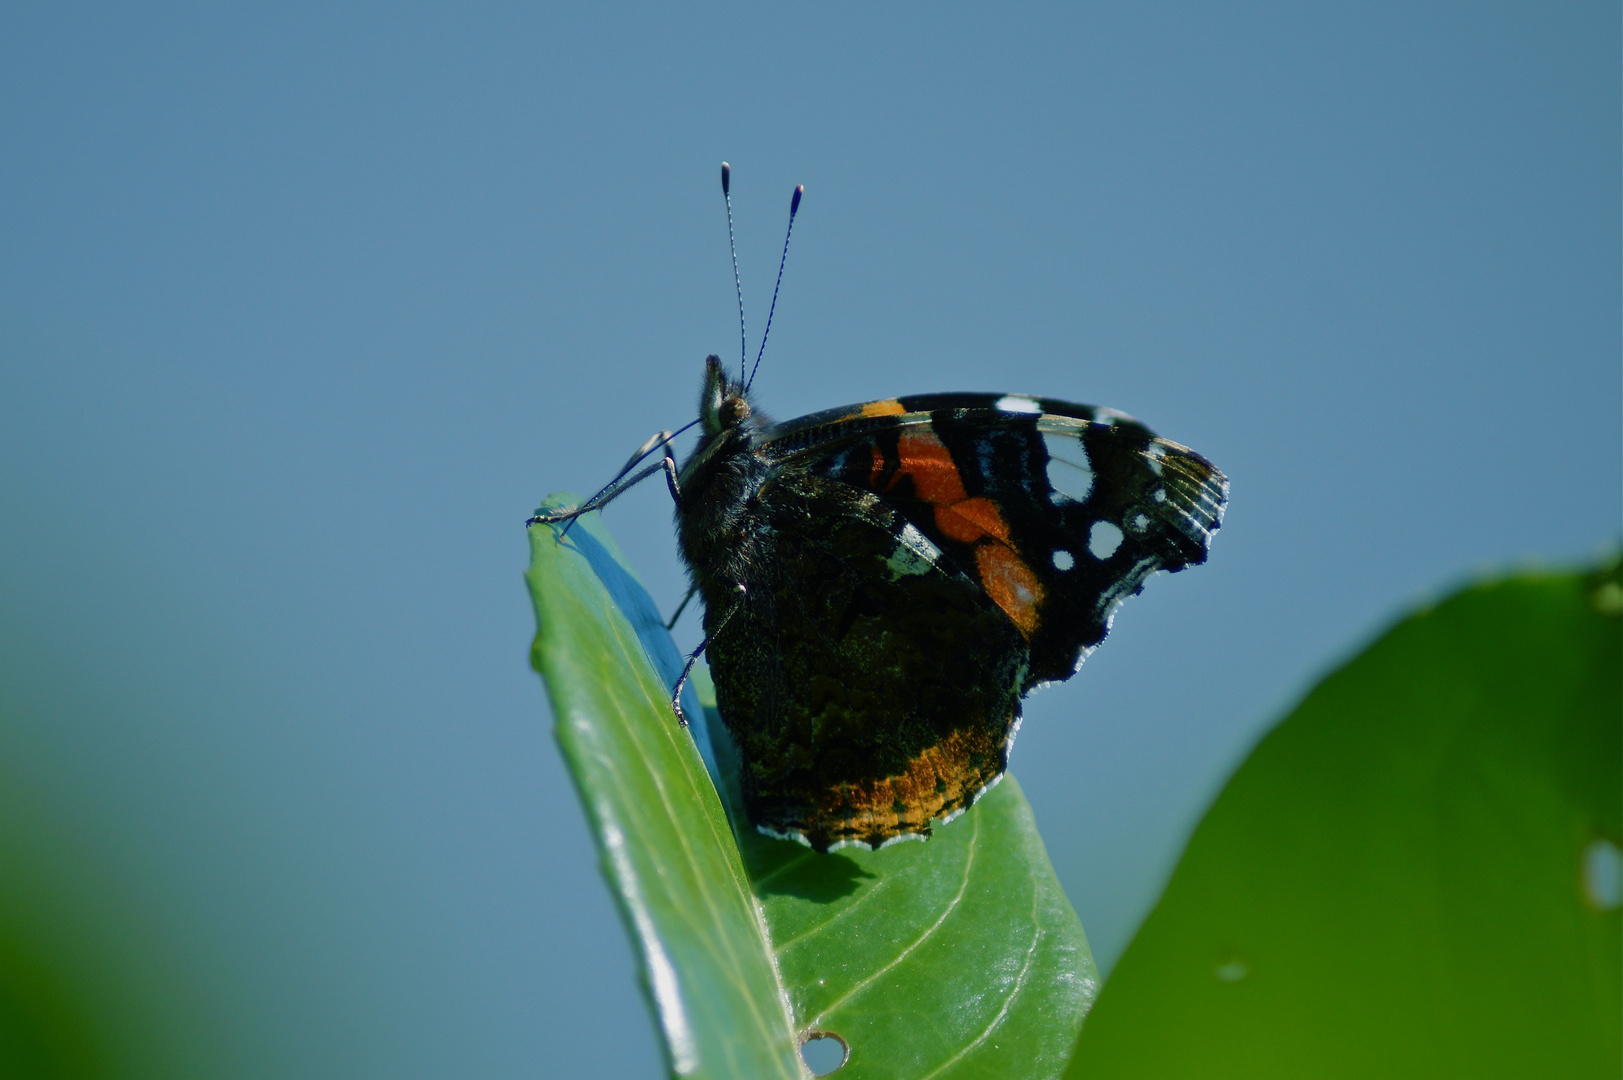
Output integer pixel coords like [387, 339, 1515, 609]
[759, 393, 1228, 687]
[705, 468, 1027, 852]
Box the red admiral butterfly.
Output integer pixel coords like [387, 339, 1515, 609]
[533, 166, 1227, 853]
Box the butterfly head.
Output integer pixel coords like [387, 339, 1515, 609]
[699, 354, 753, 436]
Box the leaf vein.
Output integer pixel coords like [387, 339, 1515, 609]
[811, 813, 981, 1022]
[914, 865, 1045, 1080]
[770, 878, 891, 955]
[751, 850, 816, 889]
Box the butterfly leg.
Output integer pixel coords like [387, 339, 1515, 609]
[659, 442, 684, 511]
[665, 583, 699, 631]
[616, 427, 681, 483]
[528, 428, 679, 533]
[670, 582, 746, 726]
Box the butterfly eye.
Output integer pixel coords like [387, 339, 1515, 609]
[720, 395, 752, 427]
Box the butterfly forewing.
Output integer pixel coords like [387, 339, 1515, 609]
[763, 394, 1227, 686]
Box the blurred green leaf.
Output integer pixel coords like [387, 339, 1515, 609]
[0, 735, 219, 1080]
[1068, 560, 1623, 1079]
[526, 500, 1096, 1079]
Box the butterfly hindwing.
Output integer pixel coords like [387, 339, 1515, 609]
[703, 468, 1026, 852]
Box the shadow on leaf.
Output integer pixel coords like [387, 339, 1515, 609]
[741, 838, 876, 903]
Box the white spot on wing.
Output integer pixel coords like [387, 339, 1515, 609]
[1145, 442, 1166, 475]
[1088, 520, 1123, 559]
[1052, 549, 1074, 571]
[995, 395, 1042, 413]
[1042, 430, 1093, 504]
[886, 522, 941, 578]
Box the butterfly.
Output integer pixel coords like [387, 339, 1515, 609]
[532, 167, 1227, 852]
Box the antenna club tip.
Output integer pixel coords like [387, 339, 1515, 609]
[721, 163, 731, 194]
[790, 184, 803, 215]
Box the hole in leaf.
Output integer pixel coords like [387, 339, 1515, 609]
[1582, 838, 1622, 911]
[799, 1031, 848, 1075]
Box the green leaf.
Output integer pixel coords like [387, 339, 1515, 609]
[525, 499, 1097, 1079]
[1067, 560, 1623, 1079]
[526, 502, 803, 1080]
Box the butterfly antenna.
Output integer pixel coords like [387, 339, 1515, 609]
[721, 163, 747, 374]
[744, 183, 803, 392]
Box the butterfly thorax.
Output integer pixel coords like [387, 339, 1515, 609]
[675, 357, 776, 604]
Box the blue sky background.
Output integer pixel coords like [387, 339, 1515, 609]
[1, 4, 1617, 1076]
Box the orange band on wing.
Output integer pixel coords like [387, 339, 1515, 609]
[975, 544, 1044, 637]
[872, 427, 1043, 636]
[893, 429, 968, 503]
[859, 399, 907, 417]
[934, 496, 1011, 544]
